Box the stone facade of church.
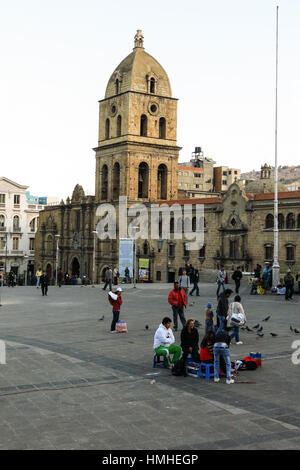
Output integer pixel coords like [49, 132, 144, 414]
[34, 31, 300, 283]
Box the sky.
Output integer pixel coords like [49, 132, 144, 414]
[1, 0, 299, 200]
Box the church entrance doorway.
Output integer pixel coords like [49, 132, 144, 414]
[72, 257, 80, 276]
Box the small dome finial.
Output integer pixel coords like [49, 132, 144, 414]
[134, 30, 144, 49]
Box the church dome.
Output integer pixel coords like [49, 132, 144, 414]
[105, 30, 172, 98]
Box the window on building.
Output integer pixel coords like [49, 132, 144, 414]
[0, 194, 5, 204]
[156, 271, 161, 281]
[286, 213, 295, 229]
[222, 180, 227, 185]
[157, 164, 167, 199]
[223, 171, 227, 176]
[234, 171, 238, 175]
[194, 173, 202, 178]
[297, 214, 300, 229]
[101, 165, 108, 200]
[169, 243, 175, 257]
[183, 243, 189, 257]
[115, 79, 120, 94]
[13, 215, 20, 230]
[105, 118, 110, 139]
[150, 77, 155, 94]
[14, 195, 20, 205]
[159, 117, 166, 139]
[117, 115, 122, 137]
[265, 245, 273, 261]
[199, 245, 205, 258]
[170, 218, 174, 234]
[265, 214, 274, 229]
[278, 213, 284, 229]
[140, 115, 147, 137]
[29, 218, 36, 232]
[0, 215, 5, 228]
[229, 171, 232, 175]
[0, 237, 5, 249]
[229, 239, 237, 258]
[138, 162, 149, 198]
[143, 241, 149, 255]
[112, 162, 120, 200]
[13, 237, 19, 250]
[286, 245, 295, 261]
[29, 238, 35, 251]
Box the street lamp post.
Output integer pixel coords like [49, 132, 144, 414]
[132, 226, 139, 289]
[55, 234, 60, 286]
[92, 230, 97, 284]
[4, 233, 8, 275]
[273, 6, 280, 288]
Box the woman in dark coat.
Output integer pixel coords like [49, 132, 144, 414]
[180, 319, 200, 363]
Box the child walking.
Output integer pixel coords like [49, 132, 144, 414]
[205, 302, 214, 333]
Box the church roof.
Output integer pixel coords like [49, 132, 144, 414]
[105, 31, 172, 99]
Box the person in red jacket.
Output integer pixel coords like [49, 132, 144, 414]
[168, 281, 187, 331]
[108, 288, 123, 333]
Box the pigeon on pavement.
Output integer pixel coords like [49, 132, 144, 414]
[257, 333, 264, 338]
[246, 326, 253, 332]
[145, 325, 149, 330]
[257, 326, 263, 332]
[290, 325, 294, 332]
[98, 315, 105, 321]
[270, 333, 278, 337]
[253, 324, 260, 329]
[294, 328, 300, 334]
[262, 315, 271, 322]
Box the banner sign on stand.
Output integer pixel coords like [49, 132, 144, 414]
[119, 238, 134, 278]
[139, 258, 150, 281]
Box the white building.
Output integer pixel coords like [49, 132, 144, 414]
[0, 177, 45, 283]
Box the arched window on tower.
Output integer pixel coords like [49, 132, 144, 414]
[157, 164, 167, 199]
[101, 165, 108, 200]
[140, 115, 147, 137]
[138, 162, 149, 198]
[150, 77, 155, 94]
[105, 119, 110, 140]
[286, 213, 295, 229]
[115, 79, 119, 95]
[159, 117, 166, 139]
[117, 115, 122, 137]
[265, 214, 274, 229]
[278, 213, 284, 229]
[112, 162, 120, 200]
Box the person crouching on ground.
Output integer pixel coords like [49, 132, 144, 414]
[213, 327, 234, 384]
[108, 288, 123, 333]
[154, 317, 182, 368]
[168, 281, 187, 332]
[180, 319, 200, 363]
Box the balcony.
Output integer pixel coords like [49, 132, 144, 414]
[12, 227, 22, 233]
[11, 250, 23, 255]
[0, 227, 7, 232]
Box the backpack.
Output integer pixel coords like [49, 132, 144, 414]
[171, 358, 187, 377]
[242, 357, 257, 370]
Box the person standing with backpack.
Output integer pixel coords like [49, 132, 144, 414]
[108, 288, 123, 333]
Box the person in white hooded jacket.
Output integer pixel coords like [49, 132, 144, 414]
[153, 317, 182, 367]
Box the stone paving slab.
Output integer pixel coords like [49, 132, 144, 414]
[0, 283, 299, 449]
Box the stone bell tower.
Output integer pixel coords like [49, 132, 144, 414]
[94, 31, 181, 204]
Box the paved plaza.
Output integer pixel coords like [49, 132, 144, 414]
[0, 280, 299, 450]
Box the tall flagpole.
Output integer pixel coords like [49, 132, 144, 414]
[272, 5, 280, 287]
